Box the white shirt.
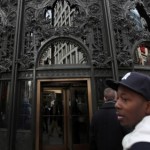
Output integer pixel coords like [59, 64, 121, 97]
[122, 116, 150, 150]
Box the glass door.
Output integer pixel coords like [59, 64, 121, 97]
[41, 88, 64, 150]
[68, 86, 90, 150]
[36, 79, 92, 150]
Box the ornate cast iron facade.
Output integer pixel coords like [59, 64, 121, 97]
[0, 0, 150, 150]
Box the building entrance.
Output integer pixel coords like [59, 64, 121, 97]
[36, 79, 92, 150]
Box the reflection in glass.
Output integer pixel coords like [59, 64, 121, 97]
[39, 42, 87, 65]
[0, 81, 10, 129]
[136, 45, 150, 66]
[127, 8, 147, 31]
[71, 88, 89, 144]
[40, 81, 90, 149]
[41, 90, 64, 145]
[17, 81, 33, 130]
[53, 0, 76, 27]
[0, 81, 10, 150]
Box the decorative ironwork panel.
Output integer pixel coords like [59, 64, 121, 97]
[20, 0, 111, 70]
[36, 68, 91, 78]
[109, 0, 150, 67]
[37, 37, 89, 66]
[0, 1, 17, 73]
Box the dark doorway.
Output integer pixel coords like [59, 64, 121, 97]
[36, 79, 92, 150]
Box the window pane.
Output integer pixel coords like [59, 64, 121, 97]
[16, 80, 33, 150]
[0, 81, 10, 129]
[39, 42, 87, 66]
[71, 88, 89, 144]
[136, 45, 150, 66]
[0, 81, 10, 150]
[17, 81, 33, 130]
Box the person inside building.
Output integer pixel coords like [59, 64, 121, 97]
[42, 102, 50, 133]
[106, 72, 150, 150]
[90, 87, 126, 150]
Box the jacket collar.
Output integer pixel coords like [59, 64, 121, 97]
[122, 116, 150, 150]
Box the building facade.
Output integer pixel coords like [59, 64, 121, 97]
[0, 0, 150, 150]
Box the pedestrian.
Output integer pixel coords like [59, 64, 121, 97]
[90, 88, 126, 150]
[106, 72, 150, 150]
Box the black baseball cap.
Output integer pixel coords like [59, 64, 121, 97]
[105, 72, 150, 101]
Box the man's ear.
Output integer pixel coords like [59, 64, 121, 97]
[104, 97, 106, 102]
[146, 101, 150, 115]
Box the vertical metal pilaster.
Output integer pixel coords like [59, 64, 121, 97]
[32, 29, 38, 150]
[8, 0, 24, 150]
[103, 0, 119, 80]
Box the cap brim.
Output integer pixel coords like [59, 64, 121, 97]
[105, 79, 119, 90]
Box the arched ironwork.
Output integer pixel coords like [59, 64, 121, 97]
[36, 36, 91, 67]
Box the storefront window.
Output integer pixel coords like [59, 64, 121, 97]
[0, 81, 10, 150]
[16, 80, 33, 150]
[0, 81, 10, 129]
[17, 80, 33, 130]
[136, 45, 150, 66]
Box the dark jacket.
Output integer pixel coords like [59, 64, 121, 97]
[90, 100, 126, 150]
[128, 142, 150, 150]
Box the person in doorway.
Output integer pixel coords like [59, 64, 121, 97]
[90, 88, 126, 150]
[106, 72, 150, 150]
[22, 96, 32, 129]
[49, 93, 62, 137]
[43, 103, 50, 133]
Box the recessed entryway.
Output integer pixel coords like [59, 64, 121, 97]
[36, 79, 92, 150]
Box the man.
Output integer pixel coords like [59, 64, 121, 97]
[90, 88, 126, 150]
[106, 72, 150, 150]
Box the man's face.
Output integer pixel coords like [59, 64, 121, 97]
[115, 85, 149, 128]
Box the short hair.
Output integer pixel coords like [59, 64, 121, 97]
[104, 88, 116, 100]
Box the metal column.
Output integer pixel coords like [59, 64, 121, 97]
[103, 0, 119, 80]
[8, 0, 24, 149]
